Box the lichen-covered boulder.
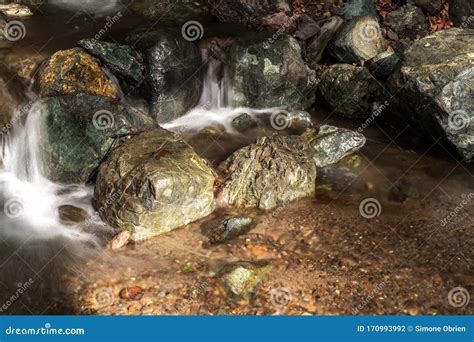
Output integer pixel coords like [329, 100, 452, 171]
[78, 39, 144, 85]
[384, 4, 427, 40]
[329, 15, 385, 63]
[94, 128, 216, 240]
[130, 0, 211, 23]
[42, 93, 154, 183]
[319, 64, 383, 118]
[37, 48, 119, 99]
[135, 32, 202, 123]
[310, 125, 366, 167]
[229, 34, 317, 110]
[387, 29, 474, 162]
[217, 132, 317, 210]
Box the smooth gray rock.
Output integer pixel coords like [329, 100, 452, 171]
[295, 14, 321, 40]
[201, 216, 254, 244]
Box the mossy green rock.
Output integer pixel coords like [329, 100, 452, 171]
[94, 128, 216, 240]
[217, 132, 317, 210]
[42, 93, 154, 183]
[229, 34, 317, 110]
[219, 261, 272, 299]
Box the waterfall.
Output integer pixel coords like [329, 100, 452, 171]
[0, 102, 98, 242]
[163, 46, 284, 134]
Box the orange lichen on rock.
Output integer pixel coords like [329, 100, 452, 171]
[37, 47, 119, 99]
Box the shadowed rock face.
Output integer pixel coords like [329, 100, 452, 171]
[130, 0, 211, 23]
[388, 29, 474, 162]
[217, 132, 317, 210]
[37, 48, 119, 99]
[94, 128, 216, 240]
[229, 34, 317, 111]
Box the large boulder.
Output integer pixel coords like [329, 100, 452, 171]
[77, 39, 144, 86]
[319, 64, 384, 118]
[134, 32, 202, 123]
[229, 34, 317, 110]
[94, 128, 216, 240]
[387, 29, 474, 162]
[42, 93, 155, 183]
[217, 132, 317, 210]
[37, 48, 120, 99]
[129, 0, 211, 23]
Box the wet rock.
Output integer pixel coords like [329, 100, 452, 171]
[448, 0, 474, 29]
[414, 0, 445, 14]
[217, 132, 317, 210]
[119, 286, 144, 300]
[306, 16, 344, 67]
[230, 34, 317, 110]
[37, 48, 119, 99]
[107, 231, 131, 251]
[218, 261, 272, 299]
[287, 110, 314, 131]
[78, 39, 144, 85]
[329, 15, 385, 63]
[130, 0, 210, 23]
[295, 14, 320, 41]
[58, 205, 89, 225]
[387, 29, 474, 162]
[310, 125, 366, 167]
[342, 0, 378, 20]
[201, 216, 254, 244]
[138, 33, 202, 123]
[384, 4, 427, 40]
[209, 0, 289, 27]
[95, 128, 216, 240]
[366, 51, 400, 80]
[231, 113, 257, 132]
[43, 93, 154, 183]
[319, 64, 383, 118]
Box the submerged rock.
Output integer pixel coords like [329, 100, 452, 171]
[310, 125, 366, 167]
[139, 33, 202, 123]
[78, 39, 144, 85]
[329, 15, 385, 63]
[319, 64, 383, 118]
[384, 4, 427, 39]
[201, 216, 254, 244]
[306, 16, 344, 67]
[37, 48, 119, 99]
[387, 29, 474, 162]
[130, 0, 210, 23]
[42, 93, 154, 183]
[58, 205, 89, 225]
[231, 113, 257, 132]
[217, 132, 317, 210]
[219, 261, 272, 299]
[94, 128, 216, 240]
[230, 34, 317, 110]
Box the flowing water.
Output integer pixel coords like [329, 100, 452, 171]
[0, 9, 472, 315]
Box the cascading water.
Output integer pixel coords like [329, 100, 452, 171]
[0, 102, 98, 242]
[163, 45, 285, 134]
